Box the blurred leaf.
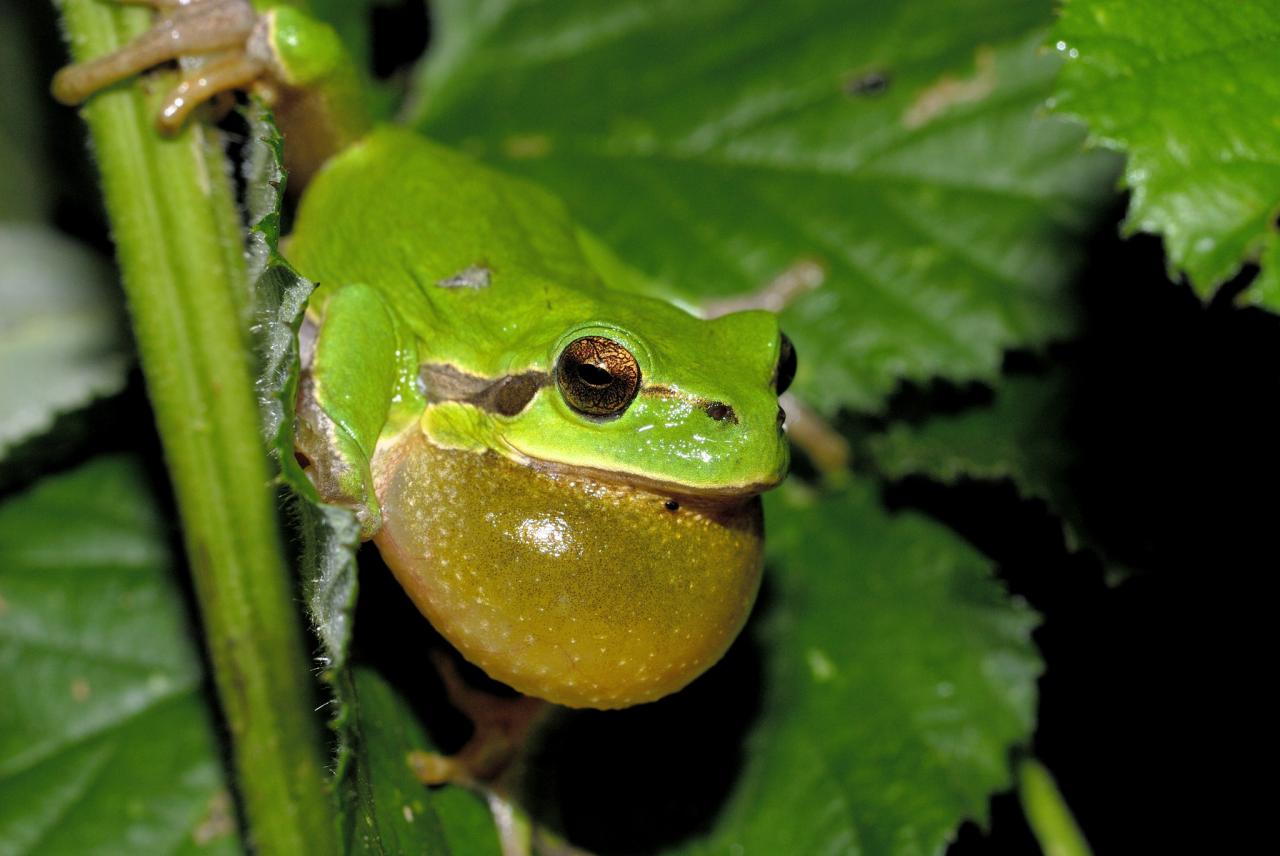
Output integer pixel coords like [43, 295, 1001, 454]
[668, 482, 1040, 854]
[306, 0, 377, 72]
[0, 456, 240, 854]
[245, 102, 360, 675]
[410, 0, 1119, 412]
[0, 0, 54, 221]
[0, 0, 102, 227]
[0, 225, 129, 465]
[1052, 0, 1280, 310]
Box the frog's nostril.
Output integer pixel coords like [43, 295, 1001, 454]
[705, 401, 738, 423]
[777, 406, 787, 429]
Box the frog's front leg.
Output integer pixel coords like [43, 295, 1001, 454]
[52, 0, 263, 129]
[296, 283, 415, 539]
[53, 0, 367, 183]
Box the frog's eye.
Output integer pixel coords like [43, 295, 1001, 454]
[775, 333, 797, 395]
[556, 336, 642, 417]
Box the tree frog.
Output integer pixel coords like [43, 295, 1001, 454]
[54, 0, 796, 711]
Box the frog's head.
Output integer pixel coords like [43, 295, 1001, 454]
[476, 299, 794, 498]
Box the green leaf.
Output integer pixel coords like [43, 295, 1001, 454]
[337, 667, 502, 856]
[409, 0, 1119, 411]
[245, 102, 361, 673]
[868, 372, 1073, 510]
[1052, 0, 1280, 310]
[0, 225, 130, 466]
[305, 0, 376, 72]
[0, 456, 240, 854]
[668, 483, 1040, 853]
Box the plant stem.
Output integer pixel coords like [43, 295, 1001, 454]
[1019, 757, 1092, 856]
[54, 3, 337, 853]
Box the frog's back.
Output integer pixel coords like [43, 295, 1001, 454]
[288, 127, 602, 348]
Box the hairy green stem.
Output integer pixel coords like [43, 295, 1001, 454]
[1019, 758, 1092, 856]
[54, 3, 337, 853]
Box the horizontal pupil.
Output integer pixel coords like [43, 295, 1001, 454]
[576, 362, 614, 388]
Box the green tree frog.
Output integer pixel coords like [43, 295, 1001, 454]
[54, 0, 796, 710]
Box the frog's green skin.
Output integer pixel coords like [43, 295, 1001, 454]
[54, 0, 793, 709]
[288, 130, 791, 707]
[292, 128, 789, 536]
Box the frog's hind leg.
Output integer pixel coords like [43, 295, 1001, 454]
[408, 651, 551, 856]
[52, 0, 262, 132]
[410, 649, 547, 789]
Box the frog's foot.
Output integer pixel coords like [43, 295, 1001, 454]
[52, 0, 265, 132]
[410, 649, 548, 788]
[702, 258, 826, 318]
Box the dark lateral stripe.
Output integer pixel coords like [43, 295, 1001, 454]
[423, 368, 737, 422]
[480, 373, 550, 416]
[420, 363, 550, 417]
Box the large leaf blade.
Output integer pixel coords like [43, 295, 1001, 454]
[0, 226, 129, 471]
[1052, 0, 1280, 310]
[411, 0, 1119, 411]
[680, 484, 1040, 853]
[0, 456, 240, 854]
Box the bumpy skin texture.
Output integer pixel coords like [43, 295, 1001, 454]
[373, 433, 764, 709]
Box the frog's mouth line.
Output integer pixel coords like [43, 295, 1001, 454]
[517, 454, 781, 506]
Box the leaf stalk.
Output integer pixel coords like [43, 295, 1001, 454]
[1019, 757, 1092, 856]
